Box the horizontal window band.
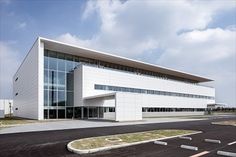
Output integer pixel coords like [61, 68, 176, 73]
[94, 84, 214, 100]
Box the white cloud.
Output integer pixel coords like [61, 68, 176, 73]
[158, 28, 236, 106]
[56, 0, 236, 106]
[17, 22, 27, 29]
[0, 42, 21, 99]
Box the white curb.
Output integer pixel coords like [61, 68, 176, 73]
[67, 131, 202, 154]
[204, 139, 221, 144]
[180, 145, 198, 151]
[217, 151, 236, 157]
[154, 141, 167, 145]
[179, 136, 192, 140]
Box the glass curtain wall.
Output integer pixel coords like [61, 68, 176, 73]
[44, 50, 76, 119]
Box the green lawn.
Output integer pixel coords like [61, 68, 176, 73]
[0, 117, 38, 127]
[70, 129, 198, 150]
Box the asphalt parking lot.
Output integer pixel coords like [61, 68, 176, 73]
[0, 115, 235, 157]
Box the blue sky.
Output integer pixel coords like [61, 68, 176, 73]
[0, 0, 236, 106]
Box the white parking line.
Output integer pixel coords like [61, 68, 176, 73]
[228, 141, 236, 146]
[190, 151, 209, 157]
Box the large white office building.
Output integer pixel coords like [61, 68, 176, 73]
[13, 37, 215, 121]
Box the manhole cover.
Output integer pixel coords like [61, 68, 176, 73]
[105, 138, 122, 142]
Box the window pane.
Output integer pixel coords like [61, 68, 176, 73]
[44, 70, 49, 89]
[66, 55, 74, 72]
[58, 109, 65, 118]
[66, 107, 73, 118]
[49, 90, 57, 106]
[44, 109, 48, 119]
[66, 92, 73, 106]
[49, 57, 57, 70]
[58, 72, 65, 90]
[44, 90, 48, 106]
[58, 53, 65, 71]
[49, 109, 57, 119]
[58, 90, 65, 106]
[66, 72, 74, 91]
[44, 56, 49, 69]
[58, 59, 65, 71]
[49, 71, 57, 90]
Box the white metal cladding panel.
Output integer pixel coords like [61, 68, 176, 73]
[142, 112, 205, 117]
[38, 41, 44, 120]
[141, 94, 214, 108]
[115, 93, 142, 121]
[74, 66, 83, 106]
[82, 65, 215, 98]
[84, 96, 115, 107]
[13, 39, 40, 119]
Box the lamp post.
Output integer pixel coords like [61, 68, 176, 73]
[9, 102, 12, 118]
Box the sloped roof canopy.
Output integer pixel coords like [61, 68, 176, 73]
[41, 37, 212, 83]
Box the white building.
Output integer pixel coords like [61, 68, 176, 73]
[13, 37, 215, 121]
[0, 99, 13, 118]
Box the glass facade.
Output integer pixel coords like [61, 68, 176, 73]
[142, 107, 206, 112]
[43, 49, 212, 119]
[44, 50, 75, 119]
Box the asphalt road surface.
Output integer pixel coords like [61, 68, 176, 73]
[0, 116, 235, 157]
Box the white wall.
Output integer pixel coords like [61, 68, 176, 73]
[82, 65, 215, 108]
[13, 38, 44, 120]
[80, 65, 215, 121]
[84, 96, 115, 107]
[74, 65, 83, 106]
[115, 92, 142, 121]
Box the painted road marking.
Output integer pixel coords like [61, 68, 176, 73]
[179, 136, 192, 140]
[217, 151, 236, 157]
[180, 145, 198, 151]
[204, 139, 221, 144]
[228, 141, 236, 146]
[154, 141, 167, 145]
[190, 151, 209, 157]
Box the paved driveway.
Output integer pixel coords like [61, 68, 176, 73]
[0, 116, 235, 157]
[0, 116, 210, 134]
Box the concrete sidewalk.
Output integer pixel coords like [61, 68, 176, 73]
[0, 117, 209, 134]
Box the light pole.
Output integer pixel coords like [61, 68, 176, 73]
[9, 102, 12, 118]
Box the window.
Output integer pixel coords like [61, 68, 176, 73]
[94, 84, 214, 100]
[44, 90, 48, 106]
[66, 55, 74, 72]
[57, 53, 65, 71]
[66, 72, 74, 91]
[48, 52, 57, 70]
[109, 107, 115, 112]
[66, 91, 73, 106]
[49, 90, 57, 106]
[58, 90, 65, 106]
[49, 71, 57, 90]
[142, 107, 206, 113]
[58, 72, 65, 90]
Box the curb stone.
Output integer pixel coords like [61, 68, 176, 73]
[67, 131, 202, 154]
